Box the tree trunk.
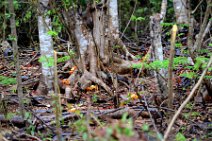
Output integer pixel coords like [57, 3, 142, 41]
[150, 14, 167, 97]
[8, 0, 24, 118]
[173, 0, 189, 24]
[37, 0, 54, 95]
[58, 0, 138, 99]
[37, 1, 62, 140]
[160, 0, 167, 21]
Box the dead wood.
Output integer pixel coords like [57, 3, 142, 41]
[0, 115, 25, 127]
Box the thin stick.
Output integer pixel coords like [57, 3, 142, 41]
[167, 25, 178, 108]
[143, 96, 163, 141]
[163, 56, 212, 141]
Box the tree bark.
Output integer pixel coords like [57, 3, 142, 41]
[38, 0, 54, 95]
[55, 0, 139, 99]
[160, 0, 167, 21]
[150, 14, 167, 96]
[8, 0, 24, 118]
[173, 0, 189, 24]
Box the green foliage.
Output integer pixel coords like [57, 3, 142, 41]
[180, 71, 197, 79]
[141, 123, 149, 132]
[113, 45, 121, 49]
[194, 56, 209, 70]
[0, 75, 16, 85]
[73, 113, 135, 140]
[132, 57, 190, 70]
[175, 132, 186, 141]
[130, 15, 145, 21]
[52, 16, 63, 33]
[191, 111, 200, 117]
[132, 56, 212, 80]
[186, 102, 194, 110]
[8, 34, 17, 41]
[38, 56, 54, 67]
[13, 0, 20, 10]
[47, 30, 58, 37]
[5, 112, 16, 120]
[62, 0, 73, 10]
[5, 13, 11, 19]
[73, 116, 89, 140]
[161, 22, 175, 27]
[26, 124, 36, 136]
[57, 50, 75, 63]
[57, 55, 70, 63]
[150, 0, 163, 12]
[119, 113, 134, 136]
[23, 11, 32, 22]
[175, 42, 182, 48]
[135, 55, 142, 59]
[91, 94, 98, 103]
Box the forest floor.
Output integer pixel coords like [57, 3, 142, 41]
[0, 45, 212, 141]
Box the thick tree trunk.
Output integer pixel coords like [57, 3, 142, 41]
[173, 0, 189, 24]
[59, 0, 138, 99]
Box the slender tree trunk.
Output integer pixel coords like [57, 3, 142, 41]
[38, 0, 54, 95]
[160, 0, 167, 21]
[150, 14, 167, 96]
[38, 1, 62, 140]
[8, 0, 24, 118]
[192, 0, 211, 52]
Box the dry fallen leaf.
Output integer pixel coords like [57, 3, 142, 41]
[130, 93, 139, 100]
[69, 66, 77, 74]
[85, 85, 98, 91]
[62, 79, 70, 85]
[68, 107, 77, 112]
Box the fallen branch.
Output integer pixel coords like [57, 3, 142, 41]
[163, 56, 212, 141]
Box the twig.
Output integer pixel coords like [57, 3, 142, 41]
[193, 0, 211, 51]
[120, 0, 137, 38]
[163, 56, 212, 141]
[17, 133, 42, 141]
[24, 107, 55, 133]
[143, 96, 163, 141]
[191, 0, 204, 14]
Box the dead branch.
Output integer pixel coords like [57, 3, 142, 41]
[163, 56, 212, 141]
[193, 0, 211, 51]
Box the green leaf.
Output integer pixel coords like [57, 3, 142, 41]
[160, 22, 174, 27]
[175, 42, 182, 48]
[0, 75, 16, 85]
[130, 15, 137, 21]
[47, 30, 58, 36]
[8, 35, 17, 41]
[5, 112, 15, 120]
[175, 132, 186, 141]
[142, 123, 149, 132]
[39, 56, 54, 67]
[136, 17, 145, 21]
[180, 71, 196, 79]
[5, 13, 11, 19]
[24, 112, 32, 119]
[121, 113, 128, 123]
[15, 20, 20, 27]
[57, 56, 70, 63]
